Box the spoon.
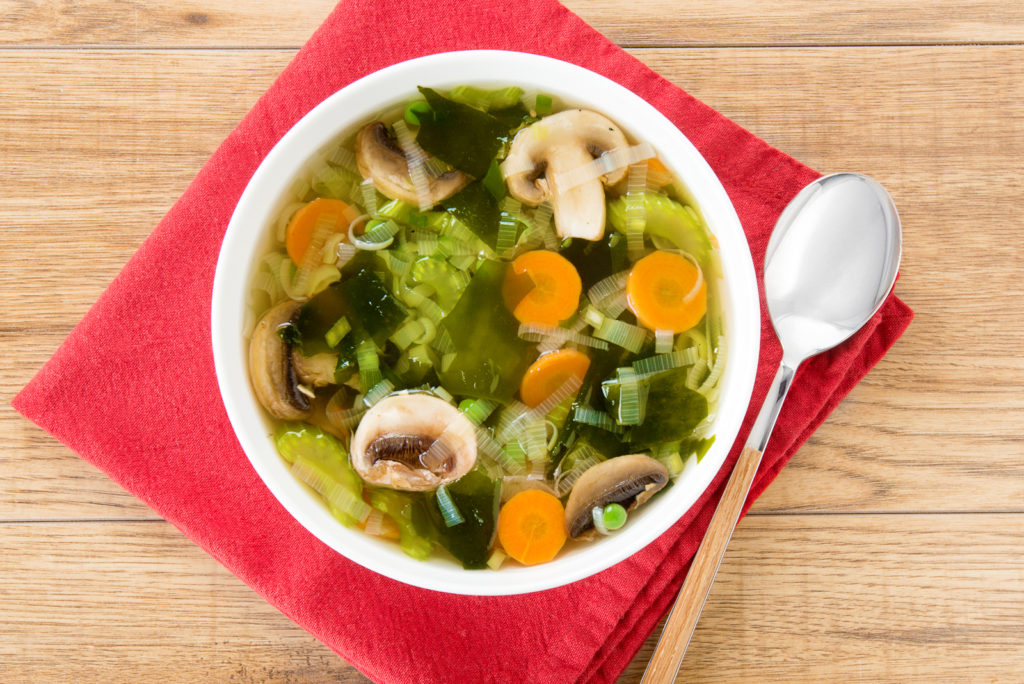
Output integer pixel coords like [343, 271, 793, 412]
[642, 172, 902, 683]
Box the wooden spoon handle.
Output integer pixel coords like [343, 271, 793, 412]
[641, 444, 765, 683]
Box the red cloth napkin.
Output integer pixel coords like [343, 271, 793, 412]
[14, 0, 913, 681]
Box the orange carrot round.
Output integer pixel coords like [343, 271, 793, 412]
[497, 490, 567, 566]
[502, 250, 582, 326]
[285, 198, 357, 264]
[519, 349, 591, 408]
[626, 250, 706, 333]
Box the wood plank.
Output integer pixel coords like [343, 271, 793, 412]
[2, 0, 1023, 48]
[1, 515, 1020, 682]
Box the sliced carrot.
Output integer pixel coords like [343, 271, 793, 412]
[285, 198, 357, 264]
[497, 490, 567, 566]
[502, 250, 582, 326]
[646, 157, 674, 188]
[626, 250, 707, 333]
[519, 349, 591, 408]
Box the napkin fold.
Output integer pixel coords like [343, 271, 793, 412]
[13, 0, 913, 681]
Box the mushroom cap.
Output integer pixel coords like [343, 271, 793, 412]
[563, 454, 669, 539]
[350, 392, 477, 491]
[248, 300, 311, 421]
[503, 109, 630, 241]
[355, 122, 469, 207]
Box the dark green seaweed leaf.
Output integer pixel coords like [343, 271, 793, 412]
[416, 87, 507, 179]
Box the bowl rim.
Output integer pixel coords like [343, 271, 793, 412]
[211, 49, 760, 596]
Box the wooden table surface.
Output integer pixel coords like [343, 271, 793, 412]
[2, 1, 1023, 681]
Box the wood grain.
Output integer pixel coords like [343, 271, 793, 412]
[2, 47, 1021, 519]
[2, 0, 1023, 47]
[1, 515, 1020, 682]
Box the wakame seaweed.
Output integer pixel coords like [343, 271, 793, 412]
[427, 469, 500, 569]
[415, 87, 508, 179]
[437, 259, 535, 402]
[295, 268, 408, 379]
[440, 181, 501, 249]
[624, 367, 709, 447]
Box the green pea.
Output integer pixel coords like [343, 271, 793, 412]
[603, 503, 628, 530]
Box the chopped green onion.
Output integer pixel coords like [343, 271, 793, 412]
[359, 178, 378, 216]
[349, 216, 398, 251]
[594, 318, 648, 354]
[624, 161, 649, 260]
[398, 282, 435, 308]
[685, 358, 709, 390]
[474, 425, 504, 469]
[615, 367, 643, 425]
[417, 297, 445, 325]
[363, 379, 395, 407]
[522, 418, 548, 464]
[655, 329, 674, 354]
[591, 506, 609, 535]
[656, 450, 685, 477]
[553, 446, 602, 496]
[498, 440, 528, 475]
[415, 316, 437, 345]
[632, 346, 699, 376]
[356, 339, 382, 390]
[496, 211, 520, 255]
[698, 336, 728, 395]
[583, 305, 605, 329]
[416, 233, 439, 256]
[486, 548, 507, 570]
[535, 93, 553, 115]
[435, 485, 465, 527]
[324, 316, 351, 348]
[448, 254, 477, 271]
[327, 146, 358, 172]
[460, 398, 498, 426]
[572, 406, 624, 433]
[404, 100, 432, 126]
[482, 160, 506, 202]
[390, 319, 425, 350]
[432, 386, 454, 404]
[517, 322, 610, 351]
[587, 270, 630, 307]
[602, 503, 628, 530]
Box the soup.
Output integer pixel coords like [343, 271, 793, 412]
[246, 85, 725, 569]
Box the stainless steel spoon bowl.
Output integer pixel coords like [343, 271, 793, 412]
[643, 172, 902, 683]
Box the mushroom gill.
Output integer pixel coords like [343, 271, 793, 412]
[350, 392, 477, 491]
[502, 109, 629, 241]
[563, 454, 669, 539]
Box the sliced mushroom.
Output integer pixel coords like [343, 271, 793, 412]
[249, 300, 310, 421]
[350, 392, 477, 491]
[503, 109, 629, 241]
[563, 454, 669, 539]
[355, 121, 469, 207]
[292, 351, 338, 387]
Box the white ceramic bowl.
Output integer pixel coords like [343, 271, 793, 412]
[212, 50, 759, 595]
